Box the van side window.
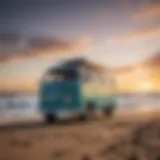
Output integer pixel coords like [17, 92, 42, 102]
[79, 67, 89, 82]
[87, 70, 99, 83]
[80, 67, 104, 84]
[84, 70, 102, 83]
[79, 67, 93, 83]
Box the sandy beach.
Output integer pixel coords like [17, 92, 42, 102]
[0, 108, 160, 160]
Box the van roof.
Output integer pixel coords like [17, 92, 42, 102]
[53, 58, 106, 71]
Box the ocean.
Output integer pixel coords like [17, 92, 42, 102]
[0, 93, 160, 124]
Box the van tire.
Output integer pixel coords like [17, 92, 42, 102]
[103, 105, 116, 118]
[44, 114, 57, 124]
[79, 102, 95, 121]
[78, 113, 88, 121]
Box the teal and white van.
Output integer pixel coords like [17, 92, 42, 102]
[39, 58, 117, 123]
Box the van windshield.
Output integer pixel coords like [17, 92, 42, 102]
[44, 68, 79, 82]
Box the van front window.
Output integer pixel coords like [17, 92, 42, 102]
[43, 69, 79, 82]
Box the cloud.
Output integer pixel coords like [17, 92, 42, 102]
[0, 33, 21, 44]
[29, 36, 91, 51]
[132, 1, 160, 20]
[141, 51, 160, 67]
[106, 24, 160, 46]
[0, 35, 92, 62]
[111, 66, 134, 74]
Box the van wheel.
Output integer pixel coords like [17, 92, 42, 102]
[79, 102, 95, 121]
[44, 114, 57, 124]
[103, 105, 116, 118]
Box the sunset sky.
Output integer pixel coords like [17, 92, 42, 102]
[0, 0, 160, 92]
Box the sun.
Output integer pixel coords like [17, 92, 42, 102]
[139, 81, 153, 92]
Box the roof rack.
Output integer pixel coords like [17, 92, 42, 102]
[53, 57, 106, 71]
